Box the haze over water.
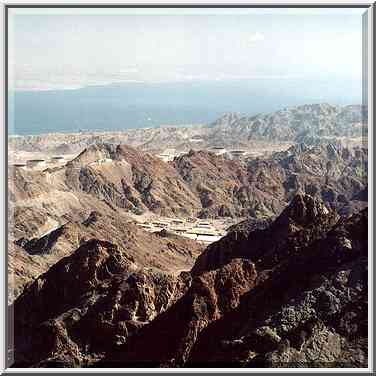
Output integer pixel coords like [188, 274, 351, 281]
[8, 8, 364, 135]
[9, 77, 362, 136]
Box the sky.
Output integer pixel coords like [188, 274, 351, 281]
[8, 8, 366, 91]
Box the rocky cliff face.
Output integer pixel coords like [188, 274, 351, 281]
[188, 206, 368, 367]
[191, 194, 340, 275]
[11, 195, 368, 368]
[173, 141, 367, 220]
[106, 258, 259, 367]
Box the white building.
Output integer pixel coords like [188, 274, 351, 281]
[156, 154, 174, 162]
[196, 235, 222, 243]
[97, 158, 112, 164]
[211, 146, 227, 156]
[12, 163, 27, 170]
[26, 159, 46, 169]
[190, 138, 203, 143]
[229, 150, 247, 160]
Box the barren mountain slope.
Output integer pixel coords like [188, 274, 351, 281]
[64, 143, 202, 217]
[243, 142, 367, 218]
[173, 150, 249, 218]
[8, 139, 367, 309]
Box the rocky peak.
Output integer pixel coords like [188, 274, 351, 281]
[186, 149, 196, 158]
[275, 194, 331, 228]
[82, 211, 102, 226]
[70, 143, 117, 165]
[191, 194, 339, 275]
[209, 112, 242, 128]
[69, 143, 145, 167]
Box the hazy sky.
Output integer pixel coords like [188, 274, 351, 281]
[8, 8, 365, 90]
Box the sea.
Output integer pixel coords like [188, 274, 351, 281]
[8, 78, 362, 136]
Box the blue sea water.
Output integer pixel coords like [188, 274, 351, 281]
[8, 78, 362, 136]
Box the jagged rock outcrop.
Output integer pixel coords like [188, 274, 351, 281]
[101, 258, 259, 367]
[171, 142, 367, 220]
[244, 141, 367, 218]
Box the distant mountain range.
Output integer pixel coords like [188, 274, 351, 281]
[209, 103, 366, 143]
[9, 103, 366, 154]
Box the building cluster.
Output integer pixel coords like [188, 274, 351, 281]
[156, 148, 187, 162]
[136, 217, 228, 244]
[89, 158, 113, 166]
[209, 146, 248, 160]
[12, 156, 66, 170]
[156, 147, 249, 163]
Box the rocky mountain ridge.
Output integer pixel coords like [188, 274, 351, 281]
[209, 104, 366, 143]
